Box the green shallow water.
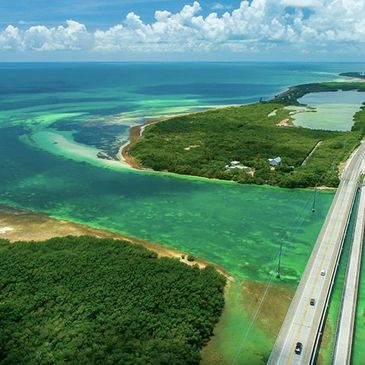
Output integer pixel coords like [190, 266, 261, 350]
[0, 125, 335, 364]
[0, 125, 333, 280]
[2, 62, 365, 363]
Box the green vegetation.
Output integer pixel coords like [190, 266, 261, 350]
[129, 82, 365, 188]
[339, 72, 365, 80]
[0, 236, 225, 365]
[272, 81, 365, 106]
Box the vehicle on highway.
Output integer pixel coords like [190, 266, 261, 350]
[310, 298, 315, 306]
[320, 269, 326, 276]
[295, 342, 303, 355]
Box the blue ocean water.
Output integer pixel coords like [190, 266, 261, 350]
[1, 62, 359, 155]
[0, 62, 357, 109]
[0, 62, 364, 364]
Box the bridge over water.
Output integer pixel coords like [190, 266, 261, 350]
[268, 143, 365, 365]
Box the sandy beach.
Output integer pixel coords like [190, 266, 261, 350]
[0, 204, 230, 278]
[118, 111, 340, 192]
[119, 106, 237, 170]
[120, 115, 181, 169]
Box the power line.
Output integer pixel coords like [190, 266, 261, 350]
[231, 193, 314, 365]
[231, 137, 352, 364]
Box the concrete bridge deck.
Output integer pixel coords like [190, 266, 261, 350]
[332, 183, 365, 365]
[268, 143, 365, 365]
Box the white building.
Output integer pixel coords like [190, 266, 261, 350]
[268, 157, 282, 166]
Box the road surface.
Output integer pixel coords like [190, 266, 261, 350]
[332, 183, 365, 365]
[268, 142, 365, 365]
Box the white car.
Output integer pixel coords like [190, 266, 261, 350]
[320, 269, 326, 276]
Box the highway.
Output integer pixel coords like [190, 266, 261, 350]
[332, 183, 365, 365]
[268, 142, 365, 365]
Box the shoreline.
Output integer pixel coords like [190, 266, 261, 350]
[119, 106, 236, 170]
[0, 204, 231, 280]
[117, 78, 365, 191]
[119, 112, 338, 192]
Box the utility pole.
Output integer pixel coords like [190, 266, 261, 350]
[312, 186, 317, 213]
[277, 241, 283, 279]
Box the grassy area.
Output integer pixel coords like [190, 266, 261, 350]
[129, 82, 365, 188]
[0, 236, 225, 365]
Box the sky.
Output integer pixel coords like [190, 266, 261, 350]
[0, 0, 364, 61]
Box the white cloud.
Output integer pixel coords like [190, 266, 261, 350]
[0, 25, 21, 50]
[211, 3, 234, 11]
[211, 3, 225, 10]
[0, 20, 92, 51]
[280, 0, 321, 7]
[1, 0, 365, 55]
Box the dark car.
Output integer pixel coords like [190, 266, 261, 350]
[310, 298, 315, 306]
[295, 342, 303, 355]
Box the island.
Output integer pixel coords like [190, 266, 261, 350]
[339, 72, 365, 80]
[125, 81, 365, 188]
[0, 235, 226, 364]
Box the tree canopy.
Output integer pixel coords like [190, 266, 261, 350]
[0, 236, 225, 365]
[130, 84, 365, 188]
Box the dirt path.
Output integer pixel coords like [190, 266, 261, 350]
[302, 140, 323, 166]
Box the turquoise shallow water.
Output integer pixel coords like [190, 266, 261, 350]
[0, 124, 334, 365]
[0, 124, 333, 279]
[0, 62, 364, 363]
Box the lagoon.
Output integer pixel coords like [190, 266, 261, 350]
[292, 90, 365, 131]
[1, 62, 364, 364]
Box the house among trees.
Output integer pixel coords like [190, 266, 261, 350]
[268, 156, 282, 166]
[225, 161, 245, 169]
[225, 161, 255, 176]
